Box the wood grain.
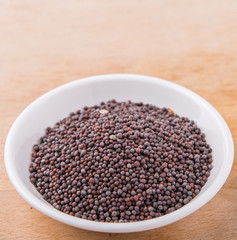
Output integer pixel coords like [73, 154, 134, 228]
[0, 0, 236, 239]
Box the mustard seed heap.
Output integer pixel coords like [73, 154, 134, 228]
[29, 100, 213, 222]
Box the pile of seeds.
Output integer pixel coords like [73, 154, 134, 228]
[29, 100, 213, 222]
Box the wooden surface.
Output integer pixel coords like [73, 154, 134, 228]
[0, 0, 237, 239]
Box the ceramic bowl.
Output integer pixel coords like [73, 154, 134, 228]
[5, 74, 234, 233]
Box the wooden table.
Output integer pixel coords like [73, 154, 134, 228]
[1, 0, 236, 239]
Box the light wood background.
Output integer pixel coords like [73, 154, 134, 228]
[0, 0, 237, 239]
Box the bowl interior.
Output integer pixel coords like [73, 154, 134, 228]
[5, 74, 233, 232]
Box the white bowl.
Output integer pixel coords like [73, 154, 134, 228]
[5, 74, 234, 233]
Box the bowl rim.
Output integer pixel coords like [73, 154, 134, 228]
[4, 73, 234, 233]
